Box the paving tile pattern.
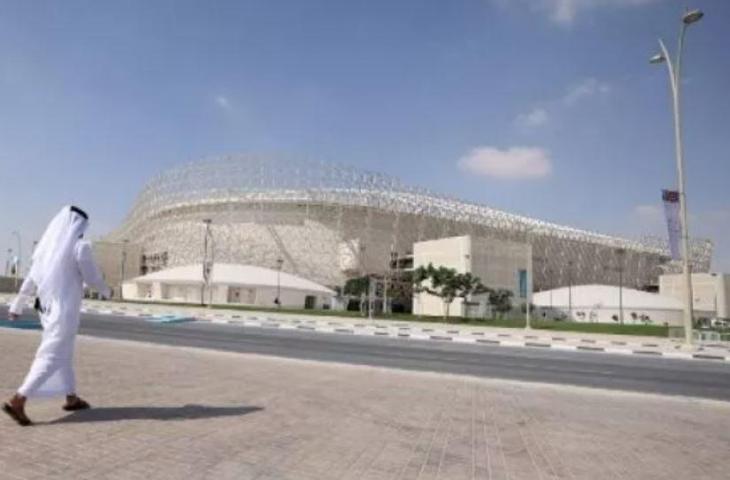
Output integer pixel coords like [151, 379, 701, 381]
[1, 329, 729, 479]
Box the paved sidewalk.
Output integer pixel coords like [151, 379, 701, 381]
[1, 328, 730, 479]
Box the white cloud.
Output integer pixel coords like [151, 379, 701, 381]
[495, 0, 665, 26]
[562, 78, 611, 106]
[515, 108, 549, 128]
[633, 204, 662, 219]
[458, 146, 552, 180]
[514, 78, 608, 132]
[214, 95, 232, 110]
[549, 0, 579, 24]
[629, 203, 686, 240]
[631, 204, 664, 233]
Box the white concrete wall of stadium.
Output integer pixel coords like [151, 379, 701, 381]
[412, 235, 530, 317]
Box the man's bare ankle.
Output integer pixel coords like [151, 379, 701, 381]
[10, 394, 26, 408]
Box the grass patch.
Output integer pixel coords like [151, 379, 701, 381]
[115, 299, 526, 324]
[113, 299, 668, 336]
[531, 320, 669, 337]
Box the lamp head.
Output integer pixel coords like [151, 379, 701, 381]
[682, 9, 703, 25]
[650, 53, 666, 64]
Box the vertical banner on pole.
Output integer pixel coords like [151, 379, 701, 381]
[518, 269, 528, 299]
[662, 189, 681, 260]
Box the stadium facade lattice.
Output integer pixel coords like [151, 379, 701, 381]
[101, 154, 713, 291]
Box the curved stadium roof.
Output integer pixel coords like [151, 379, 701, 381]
[111, 154, 711, 260]
[130, 263, 335, 295]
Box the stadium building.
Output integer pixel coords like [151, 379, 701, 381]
[95, 154, 713, 307]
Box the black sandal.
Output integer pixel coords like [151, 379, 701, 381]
[63, 398, 91, 411]
[2, 402, 32, 426]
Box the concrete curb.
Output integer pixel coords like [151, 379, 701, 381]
[3, 298, 726, 363]
[186, 312, 730, 363]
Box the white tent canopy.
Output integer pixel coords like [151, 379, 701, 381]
[533, 284, 683, 310]
[130, 263, 334, 295]
[532, 284, 684, 325]
[123, 263, 335, 308]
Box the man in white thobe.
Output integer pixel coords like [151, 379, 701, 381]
[3, 205, 110, 426]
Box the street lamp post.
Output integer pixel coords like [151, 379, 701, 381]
[11, 231, 21, 288]
[520, 225, 538, 329]
[5, 248, 12, 277]
[525, 242, 533, 330]
[368, 276, 374, 320]
[382, 251, 390, 316]
[616, 248, 626, 325]
[359, 243, 371, 319]
[202, 219, 213, 307]
[650, 8, 704, 347]
[545, 267, 554, 312]
[384, 249, 396, 316]
[567, 261, 573, 321]
[120, 239, 129, 300]
[275, 257, 284, 309]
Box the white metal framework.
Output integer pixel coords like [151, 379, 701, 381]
[104, 154, 713, 289]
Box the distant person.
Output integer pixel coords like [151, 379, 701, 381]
[3, 206, 110, 426]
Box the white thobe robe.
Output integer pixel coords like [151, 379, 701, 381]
[9, 240, 110, 398]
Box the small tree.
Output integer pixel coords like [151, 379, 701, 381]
[413, 264, 489, 321]
[413, 264, 456, 320]
[454, 272, 490, 318]
[488, 288, 513, 319]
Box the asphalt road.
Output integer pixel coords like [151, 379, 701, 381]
[4, 306, 730, 400]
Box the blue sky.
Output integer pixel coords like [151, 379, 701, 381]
[0, 0, 728, 272]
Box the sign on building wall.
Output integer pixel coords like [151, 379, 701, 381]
[518, 269, 528, 299]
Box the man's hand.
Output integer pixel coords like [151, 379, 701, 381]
[8, 312, 19, 321]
